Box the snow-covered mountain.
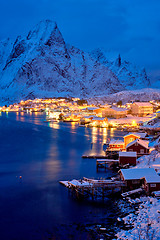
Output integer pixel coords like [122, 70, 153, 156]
[88, 88, 160, 105]
[0, 20, 151, 105]
[90, 48, 150, 90]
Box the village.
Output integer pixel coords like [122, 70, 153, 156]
[1, 97, 160, 239]
[1, 97, 160, 130]
[10, 97, 158, 198]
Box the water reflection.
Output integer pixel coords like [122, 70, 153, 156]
[0, 112, 127, 240]
[71, 122, 76, 129]
[48, 122, 60, 129]
[102, 128, 108, 144]
[91, 127, 98, 144]
[84, 127, 90, 141]
[110, 127, 114, 138]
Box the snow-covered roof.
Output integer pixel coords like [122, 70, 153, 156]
[109, 139, 124, 145]
[111, 106, 127, 112]
[124, 133, 141, 138]
[124, 132, 147, 139]
[145, 175, 160, 183]
[120, 168, 157, 180]
[92, 116, 106, 121]
[126, 139, 149, 149]
[133, 102, 153, 107]
[87, 107, 99, 111]
[119, 151, 137, 157]
[83, 116, 93, 119]
[69, 180, 92, 187]
[136, 132, 147, 138]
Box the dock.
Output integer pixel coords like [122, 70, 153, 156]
[60, 177, 126, 199]
[96, 159, 119, 171]
[82, 154, 108, 159]
[121, 188, 144, 198]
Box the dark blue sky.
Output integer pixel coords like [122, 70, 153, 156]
[0, 0, 160, 80]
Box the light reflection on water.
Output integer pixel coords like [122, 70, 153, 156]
[0, 112, 127, 240]
[48, 121, 60, 129]
[102, 127, 108, 143]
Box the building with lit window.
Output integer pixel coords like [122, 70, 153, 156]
[131, 102, 153, 116]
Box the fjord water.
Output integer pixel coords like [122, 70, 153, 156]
[0, 112, 125, 240]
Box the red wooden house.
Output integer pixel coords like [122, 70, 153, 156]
[120, 168, 160, 193]
[126, 139, 149, 157]
[108, 139, 125, 151]
[143, 175, 160, 194]
[119, 151, 137, 166]
[123, 132, 147, 148]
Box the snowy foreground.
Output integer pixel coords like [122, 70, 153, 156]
[116, 197, 160, 240]
[116, 144, 160, 239]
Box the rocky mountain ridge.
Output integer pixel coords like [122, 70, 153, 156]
[0, 20, 151, 105]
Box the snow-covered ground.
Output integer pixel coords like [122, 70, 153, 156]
[144, 117, 160, 129]
[135, 150, 160, 173]
[116, 197, 160, 240]
[108, 114, 154, 125]
[116, 139, 160, 239]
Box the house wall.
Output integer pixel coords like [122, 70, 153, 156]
[120, 173, 141, 190]
[109, 144, 124, 150]
[156, 112, 160, 118]
[144, 181, 160, 193]
[131, 103, 153, 116]
[125, 179, 141, 190]
[119, 156, 136, 166]
[124, 135, 139, 147]
[102, 108, 127, 119]
[93, 108, 103, 115]
[131, 104, 139, 115]
[126, 143, 149, 156]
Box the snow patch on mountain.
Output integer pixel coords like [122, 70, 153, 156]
[88, 88, 160, 104]
[90, 48, 150, 90]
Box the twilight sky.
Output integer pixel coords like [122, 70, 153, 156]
[0, 0, 160, 80]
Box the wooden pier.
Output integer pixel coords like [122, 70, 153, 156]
[82, 151, 119, 159]
[96, 159, 119, 171]
[60, 177, 126, 199]
[82, 154, 108, 159]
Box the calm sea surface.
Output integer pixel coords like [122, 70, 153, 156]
[0, 112, 126, 240]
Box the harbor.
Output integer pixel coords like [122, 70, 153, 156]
[60, 177, 126, 200]
[0, 112, 122, 240]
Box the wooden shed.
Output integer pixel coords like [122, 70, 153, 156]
[119, 151, 137, 166]
[143, 175, 160, 194]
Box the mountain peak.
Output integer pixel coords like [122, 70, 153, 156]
[26, 19, 58, 42]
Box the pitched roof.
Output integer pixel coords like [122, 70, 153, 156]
[133, 102, 153, 107]
[123, 133, 141, 139]
[87, 107, 99, 111]
[126, 139, 149, 149]
[92, 116, 106, 121]
[124, 132, 147, 139]
[109, 139, 124, 145]
[145, 175, 160, 183]
[111, 106, 127, 112]
[120, 168, 157, 180]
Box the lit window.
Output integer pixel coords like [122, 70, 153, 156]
[150, 184, 156, 187]
[130, 138, 134, 142]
